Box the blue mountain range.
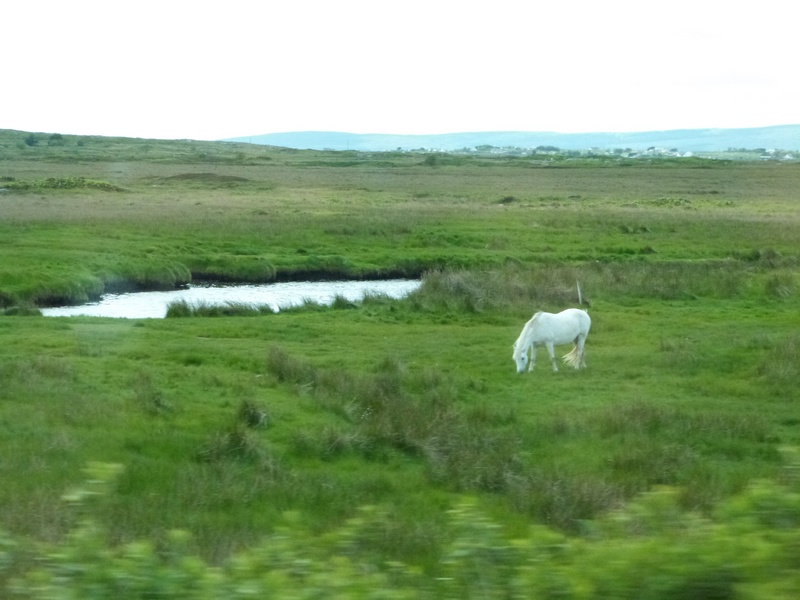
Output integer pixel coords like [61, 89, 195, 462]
[226, 125, 799, 152]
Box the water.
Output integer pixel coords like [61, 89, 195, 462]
[41, 279, 421, 319]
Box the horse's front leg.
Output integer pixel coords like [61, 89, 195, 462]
[546, 342, 558, 372]
[527, 345, 536, 372]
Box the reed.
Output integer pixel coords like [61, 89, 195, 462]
[166, 299, 274, 317]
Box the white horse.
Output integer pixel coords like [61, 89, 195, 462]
[512, 308, 591, 373]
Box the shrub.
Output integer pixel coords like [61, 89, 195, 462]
[237, 399, 268, 429]
[196, 425, 273, 466]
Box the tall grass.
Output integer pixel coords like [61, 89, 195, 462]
[166, 299, 274, 317]
[266, 345, 784, 531]
[408, 259, 766, 316]
[758, 334, 800, 397]
[267, 347, 524, 492]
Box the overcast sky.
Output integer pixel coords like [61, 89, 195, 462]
[3, 0, 797, 140]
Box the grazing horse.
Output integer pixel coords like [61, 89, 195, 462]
[512, 308, 591, 373]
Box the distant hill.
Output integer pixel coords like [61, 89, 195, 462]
[226, 125, 800, 152]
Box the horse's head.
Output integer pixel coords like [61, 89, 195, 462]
[512, 344, 528, 373]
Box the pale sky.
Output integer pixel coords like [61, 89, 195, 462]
[3, 0, 797, 140]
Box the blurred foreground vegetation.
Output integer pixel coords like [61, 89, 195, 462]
[3, 460, 800, 599]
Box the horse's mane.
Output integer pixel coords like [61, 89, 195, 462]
[513, 312, 542, 356]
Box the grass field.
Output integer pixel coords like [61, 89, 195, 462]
[1, 130, 799, 597]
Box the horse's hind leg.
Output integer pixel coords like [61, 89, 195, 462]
[577, 335, 587, 368]
[546, 342, 558, 372]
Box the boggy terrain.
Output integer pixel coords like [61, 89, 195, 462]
[1, 130, 799, 597]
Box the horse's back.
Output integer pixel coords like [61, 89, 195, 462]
[558, 308, 591, 335]
[552, 308, 592, 343]
[522, 308, 589, 345]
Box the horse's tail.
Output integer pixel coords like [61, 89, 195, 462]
[562, 345, 581, 368]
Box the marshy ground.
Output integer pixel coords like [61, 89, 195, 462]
[1, 131, 799, 596]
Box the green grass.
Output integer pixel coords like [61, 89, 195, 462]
[2, 130, 798, 306]
[1, 279, 796, 546]
[1, 130, 800, 595]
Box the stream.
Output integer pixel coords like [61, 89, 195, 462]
[41, 279, 422, 319]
